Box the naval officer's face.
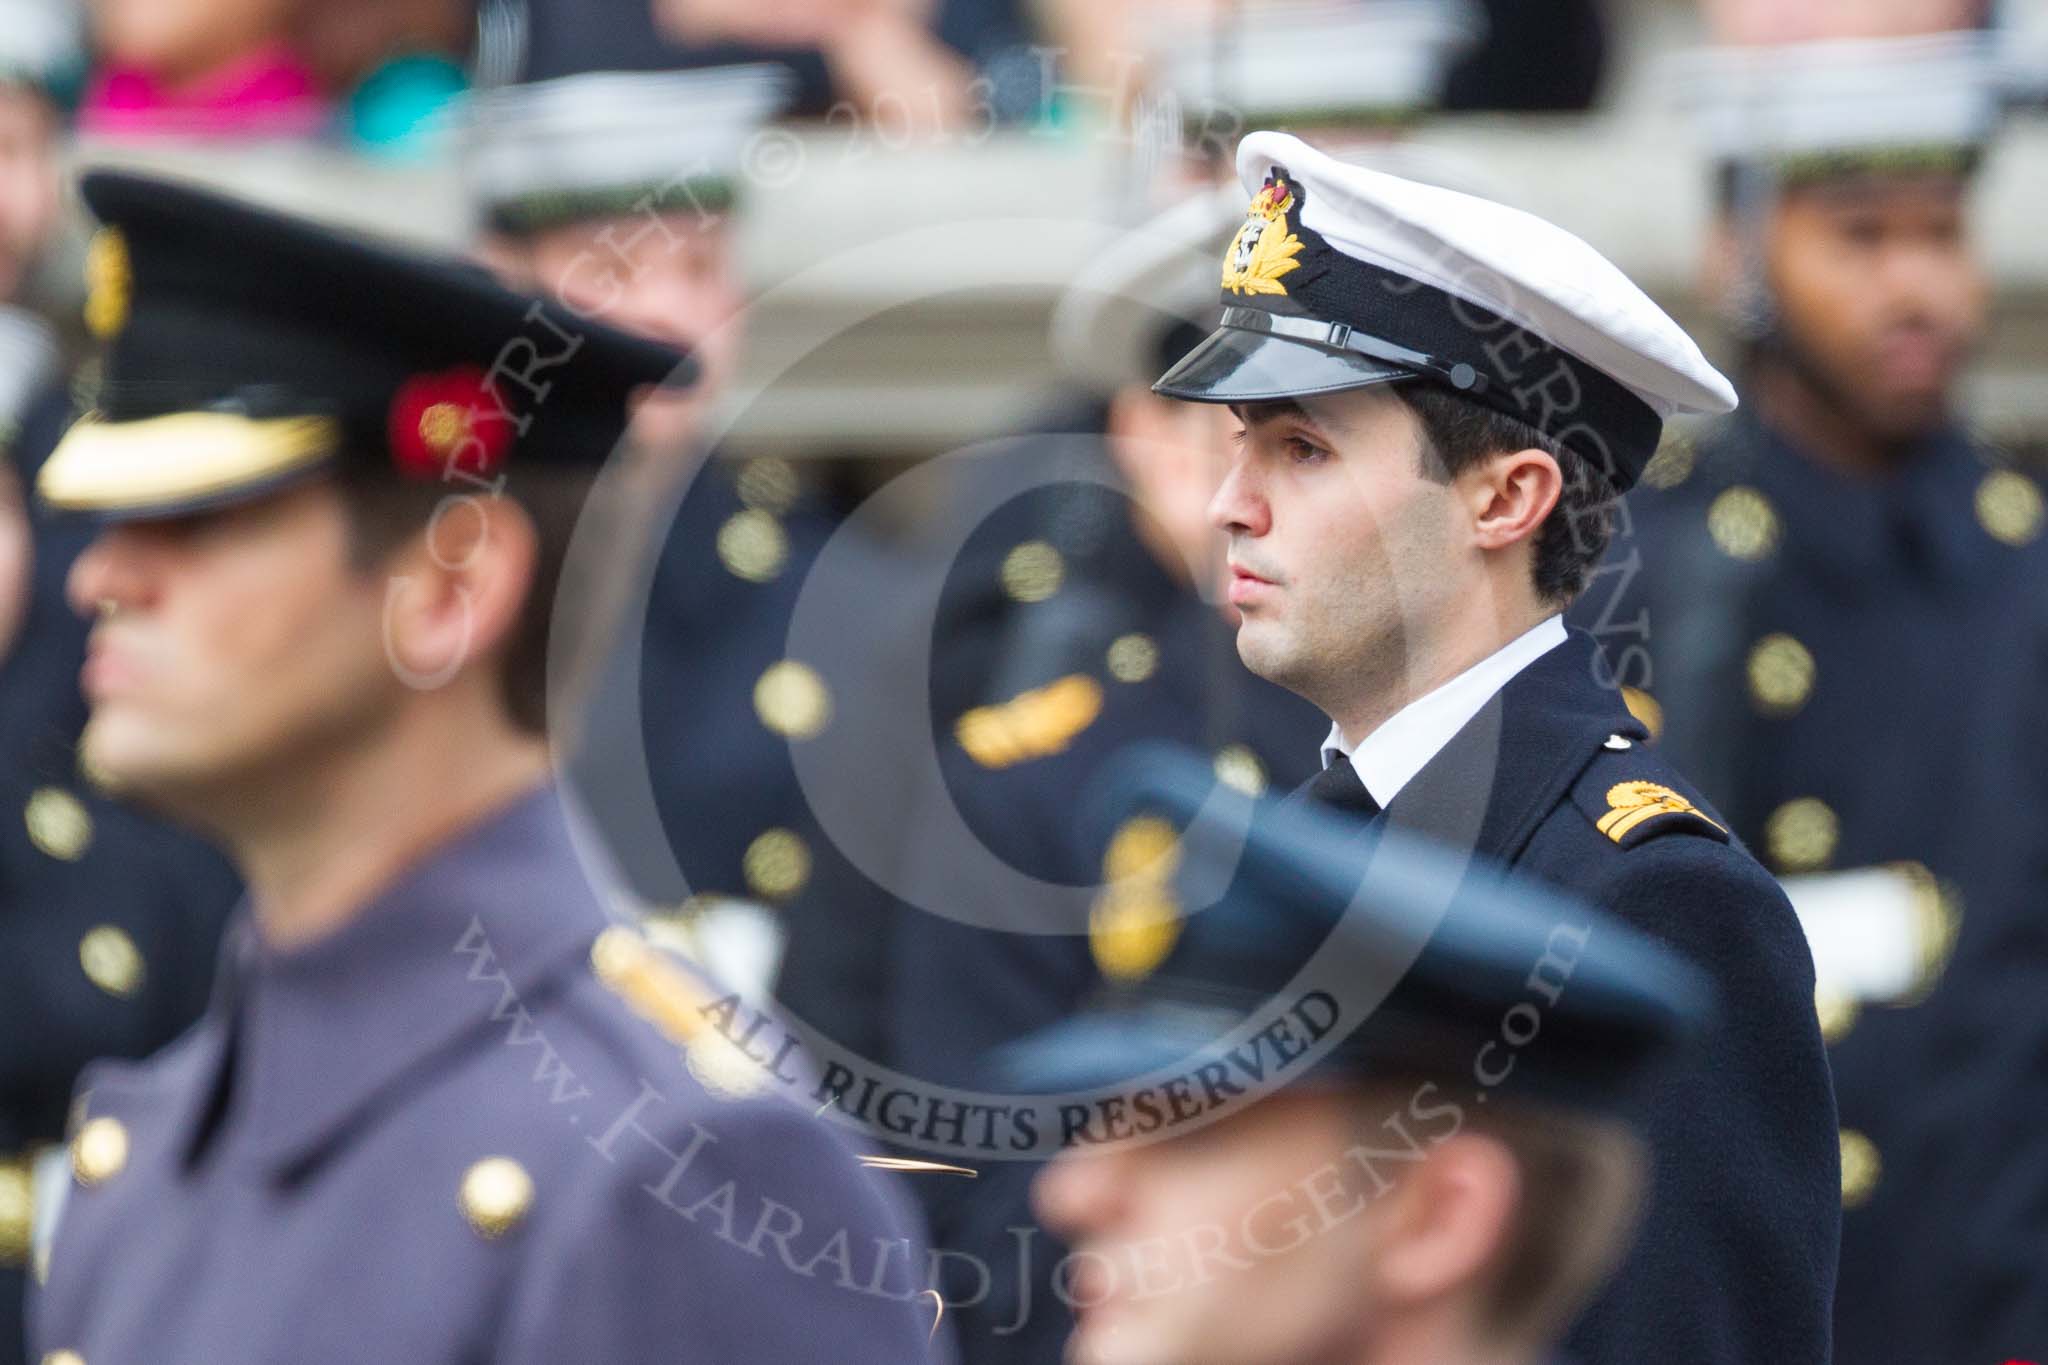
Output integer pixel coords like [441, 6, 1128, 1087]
[66, 482, 398, 809]
[1209, 388, 1464, 707]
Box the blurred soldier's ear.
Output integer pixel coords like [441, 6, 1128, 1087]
[373, 488, 540, 702]
[1366, 1132, 1525, 1318]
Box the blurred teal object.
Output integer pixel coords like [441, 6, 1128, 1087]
[347, 53, 467, 155]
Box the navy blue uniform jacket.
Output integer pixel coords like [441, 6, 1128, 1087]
[1349, 629, 1840, 1365]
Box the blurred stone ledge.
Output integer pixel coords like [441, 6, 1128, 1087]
[70, 115, 2048, 456]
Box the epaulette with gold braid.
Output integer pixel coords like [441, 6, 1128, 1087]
[589, 926, 766, 1097]
[1577, 779, 1730, 850]
[953, 674, 1103, 769]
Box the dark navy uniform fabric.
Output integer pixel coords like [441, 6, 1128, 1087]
[1307, 628, 1839, 1365]
[30, 785, 948, 1364]
[1575, 412, 2048, 1363]
[570, 456, 838, 910]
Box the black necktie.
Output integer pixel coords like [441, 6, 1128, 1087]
[1308, 752, 1382, 819]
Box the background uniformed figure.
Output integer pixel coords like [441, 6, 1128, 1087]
[1, 322, 238, 1365]
[465, 66, 860, 998]
[27, 171, 946, 1364]
[0, 16, 245, 1361]
[1002, 747, 1717, 1365]
[1573, 31, 2048, 1363]
[1152, 131, 1838, 1364]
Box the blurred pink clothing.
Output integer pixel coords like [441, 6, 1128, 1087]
[81, 42, 329, 138]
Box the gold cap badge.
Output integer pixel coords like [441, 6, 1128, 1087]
[84, 228, 131, 339]
[1222, 174, 1306, 298]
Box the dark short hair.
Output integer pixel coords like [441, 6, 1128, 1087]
[1395, 384, 1618, 606]
[331, 461, 597, 736]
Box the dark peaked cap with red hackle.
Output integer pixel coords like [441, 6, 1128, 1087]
[39, 170, 691, 520]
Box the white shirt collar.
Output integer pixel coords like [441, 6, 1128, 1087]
[1320, 615, 1568, 807]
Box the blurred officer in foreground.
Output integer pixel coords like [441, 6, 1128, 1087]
[1002, 748, 1714, 1365]
[1588, 33, 2048, 1363]
[26, 172, 944, 1363]
[1154, 131, 1838, 1362]
[467, 66, 847, 997]
[2, 310, 239, 1365]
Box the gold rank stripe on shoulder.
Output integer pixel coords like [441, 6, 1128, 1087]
[954, 674, 1103, 770]
[1596, 781, 1727, 845]
[590, 927, 768, 1099]
[591, 926, 713, 1046]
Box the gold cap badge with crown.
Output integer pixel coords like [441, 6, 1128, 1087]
[1221, 174, 1306, 297]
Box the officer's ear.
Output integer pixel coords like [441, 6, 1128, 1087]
[376, 492, 540, 696]
[1462, 448, 1562, 556]
[1367, 1132, 1522, 1318]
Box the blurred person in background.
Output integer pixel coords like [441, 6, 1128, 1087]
[79, 0, 329, 136]
[0, 308, 240, 1365]
[1579, 29, 2048, 1362]
[1003, 750, 1715, 1365]
[1, 17, 243, 1362]
[27, 170, 944, 1363]
[80, 0, 472, 147]
[0, 1, 70, 313]
[466, 65, 881, 1005]
[507, 0, 989, 129]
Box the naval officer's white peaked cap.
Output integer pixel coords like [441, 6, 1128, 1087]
[1157, 130, 1738, 489]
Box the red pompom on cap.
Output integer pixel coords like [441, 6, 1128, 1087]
[387, 366, 511, 480]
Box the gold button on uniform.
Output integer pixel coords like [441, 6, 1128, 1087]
[1211, 744, 1267, 796]
[999, 541, 1064, 603]
[78, 925, 145, 998]
[0, 1161, 32, 1267]
[715, 509, 788, 582]
[1839, 1129, 1881, 1209]
[1746, 633, 1816, 716]
[71, 1117, 129, 1187]
[1765, 797, 1839, 873]
[25, 788, 93, 861]
[742, 828, 811, 901]
[1706, 485, 1781, 562]
[459, 1157, 534, 1239]
[43, 1350, 86, 1365]
[1975, 469, 2044, 547]
[753, 660, 831, 739]
[736, 457, 799, 514]
[1106, 633, 1159, 684]
[1814, 989, 1859, 1045]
